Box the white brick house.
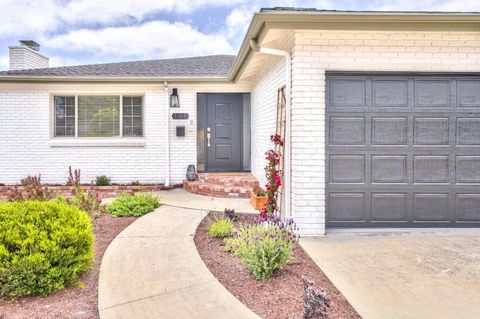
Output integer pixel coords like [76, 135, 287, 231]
[2, 9, 480, 235]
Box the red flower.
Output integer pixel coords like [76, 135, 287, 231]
[270, 134, 284, 146]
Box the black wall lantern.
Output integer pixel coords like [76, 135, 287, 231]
[170, 88, 180, 107]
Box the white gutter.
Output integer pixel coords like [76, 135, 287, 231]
[250, 39, 292, 218]
[164, 81, 170, 187]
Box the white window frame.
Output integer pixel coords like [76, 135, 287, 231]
[50, 93, 145, 147]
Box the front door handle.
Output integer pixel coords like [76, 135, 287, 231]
[207, 127, 211, 147]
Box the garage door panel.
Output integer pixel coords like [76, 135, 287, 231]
[326, 74, 480, 228]
[414, 118, 450, 145]
[372, 117, 408, 145]
[329, 79, 366, 108]
[415, 80, 451, 108]
[373, 80, 408, 107]
[413, 156, 450, 183]
[372, 155, 407, 183]
[413, 194, 450, 222]
[456, 156, 480, 183]
[371, 193, 408, 221]
[455, 194, 480, 222]
[329, 193, 365, 222]
[329, 155, 365, 183]
[456, 118, 480, 145]
[457, 80, 480, 107]
[329, 117, 365, 145]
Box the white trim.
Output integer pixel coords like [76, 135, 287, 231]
[164, 82, 170, 187]
[49, 138, 145, 147]
[119, 96, 123, 137]
[75, 95, 78, 137]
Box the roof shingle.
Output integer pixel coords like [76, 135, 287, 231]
[0, 55, 236, 78]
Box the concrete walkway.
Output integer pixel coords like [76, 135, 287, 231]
[301, 231, 480, 319]
[98, 189, 259, 319]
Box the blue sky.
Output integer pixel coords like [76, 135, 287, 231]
[1, 0, 479, 70]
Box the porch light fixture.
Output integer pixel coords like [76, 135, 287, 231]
[170, 88, 180, 107]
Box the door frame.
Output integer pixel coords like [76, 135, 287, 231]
[197, 93, 250, 172]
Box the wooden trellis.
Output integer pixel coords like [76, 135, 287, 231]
[275, 86, 287, 215]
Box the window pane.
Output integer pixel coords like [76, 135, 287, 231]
[54, 96, 75, 137]
[55, 96, 65, 107]
[66, 96, 75, 106]
[78, 96, 120, 137]
[133, 97, 142, 105]
[66, 127, 75, 136]
[66, 105, 75, 116]
[123, 96, 143, 137]
[132, 105, 142, 116]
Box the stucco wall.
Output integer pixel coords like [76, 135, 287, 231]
[0, 81, 249, 185]
[291, 29, 480, 235]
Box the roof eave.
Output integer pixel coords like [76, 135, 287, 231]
[0, 75, 232, 83]
[228, 11, 480, 82]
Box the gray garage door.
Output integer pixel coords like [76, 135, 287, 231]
[326, 74, 480, 228]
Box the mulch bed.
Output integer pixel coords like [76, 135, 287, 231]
[194, 213, 360, 319]
[0, 214, 137, 319]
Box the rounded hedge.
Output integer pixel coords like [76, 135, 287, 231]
[0, 201, 94, 297]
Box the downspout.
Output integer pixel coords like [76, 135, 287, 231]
[164, 81, 170, 187]
[250, 39, 292, 217]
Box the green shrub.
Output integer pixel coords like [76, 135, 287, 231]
[224, 219, 298, 280]
[95, 175, 111, 186]
[208, 217, 234, 238]
[0, 201, 94, 297]
[106, 192, 160, 217]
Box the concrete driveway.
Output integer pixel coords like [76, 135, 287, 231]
[301, 231, 480, 319]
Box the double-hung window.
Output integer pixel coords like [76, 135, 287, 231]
[54, 95, 143, 138]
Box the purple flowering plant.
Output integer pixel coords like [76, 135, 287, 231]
[224, 216, 299, 280]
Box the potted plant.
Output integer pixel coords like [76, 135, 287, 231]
[250, 186, 267, 210]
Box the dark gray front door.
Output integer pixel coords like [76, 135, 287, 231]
[326, 74, 480, 228]
[206, 94, 242, 171]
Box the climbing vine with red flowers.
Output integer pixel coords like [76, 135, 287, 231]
[259, 134, 284, 221]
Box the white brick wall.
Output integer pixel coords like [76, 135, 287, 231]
[250, 32, 294, 188]
[9, 46, 49, 70]
[291, 29, 480, 235]
[250, 57, 286, 187]
[0, 81, 249, 185]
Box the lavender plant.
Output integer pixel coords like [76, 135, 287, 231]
[224, 217, 299, 280]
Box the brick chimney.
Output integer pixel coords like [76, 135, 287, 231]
[9, 40, 49, 70]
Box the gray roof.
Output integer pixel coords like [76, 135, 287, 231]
[0, 55, 236, 79]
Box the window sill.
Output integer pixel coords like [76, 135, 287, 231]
[49, 138, 146, 147]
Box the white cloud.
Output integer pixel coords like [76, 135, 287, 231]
[0, 0, 246, 35]
[0, 0, 59, 35]
[225, 7, 257, 40]
[44, 20, 235, 60]
[49, 56, 82, 67]
[62, 0, 246, 26]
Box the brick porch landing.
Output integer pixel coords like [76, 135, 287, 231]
[183, 173, 259, 198]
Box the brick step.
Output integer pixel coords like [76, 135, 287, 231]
[197, 173, 259, 188]
[183, 180, 253, 198]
